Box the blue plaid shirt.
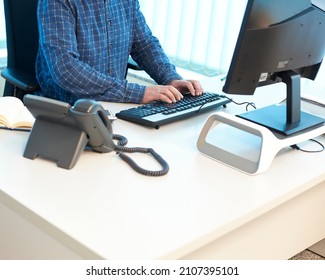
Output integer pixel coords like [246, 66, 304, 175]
[36, 0, 182, 104]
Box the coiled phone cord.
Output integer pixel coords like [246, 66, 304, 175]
[112, 134, 169, 177]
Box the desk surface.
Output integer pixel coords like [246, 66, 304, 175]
[1, 77, 325, 259]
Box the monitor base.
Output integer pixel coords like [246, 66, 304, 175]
[238, 104, 324, 136]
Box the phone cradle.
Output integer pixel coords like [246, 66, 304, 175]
[23, 95, 89, 169]
[197, 112, 325, 175]
[24, 118, 88, 169]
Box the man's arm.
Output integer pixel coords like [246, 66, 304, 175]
[37, 0, 145, 103]
[130, 1, 203, 103]
[130, 0, 183, 85]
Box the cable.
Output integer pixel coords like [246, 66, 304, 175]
[290, 138, 325, 153]
[197, 97, 216, 113]
[112, 133, 128, 146]
[227, 97, 257, 111]
[198, 95, 256, 112]
[112, 134, 169, 177]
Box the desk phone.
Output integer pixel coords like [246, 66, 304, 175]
[23, 95, 169, 176]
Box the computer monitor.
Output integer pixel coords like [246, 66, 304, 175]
[223, 0, 325, 136]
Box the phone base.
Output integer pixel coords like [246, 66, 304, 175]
[24, 118, 88, 169]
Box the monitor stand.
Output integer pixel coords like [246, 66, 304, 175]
[197, 71, 325, 174]
[238, 71, 324, 136]
[197, 111, 325, 175]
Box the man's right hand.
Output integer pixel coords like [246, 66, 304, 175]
[141, 85, 183, 104]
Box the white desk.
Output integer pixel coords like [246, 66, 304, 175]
[1, 78, 325, 259]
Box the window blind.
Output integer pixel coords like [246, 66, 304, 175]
[0, 3, 5, 42]
[0, 3, 7, 68]
[138, 0, 247, 76]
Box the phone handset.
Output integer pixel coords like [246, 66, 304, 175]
[70, 99, 169, 176]
[70, 99, 115, 153]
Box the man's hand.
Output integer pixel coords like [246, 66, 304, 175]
[168, 79, 204, 96]
[141, 80, 204, 104]
[142, 85, 183, 104]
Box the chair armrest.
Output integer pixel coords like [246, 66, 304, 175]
[127, 57, 142, 71]
[1, 68, 40, 92]
[1, 59, 140, 92]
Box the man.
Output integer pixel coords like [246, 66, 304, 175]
[36, 0, 203, 105]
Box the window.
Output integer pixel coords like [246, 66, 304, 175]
[0, 2, 7, 68]
[138, 0, 247, 76]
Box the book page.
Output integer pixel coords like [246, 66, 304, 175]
[0, 97, 24, 127]
[12, 106, 35, 129]
[0, 96, 34, 129]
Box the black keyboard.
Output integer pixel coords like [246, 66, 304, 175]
[116, 92, 231, 128]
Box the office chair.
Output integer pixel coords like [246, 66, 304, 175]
[1, 0, 141, 102]
[1, 0, 40, 101]
[125, 57, 142, 78]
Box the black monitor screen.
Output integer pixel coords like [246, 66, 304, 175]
[223, 0, 325, 135]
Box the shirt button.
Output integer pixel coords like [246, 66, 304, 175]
[107, 20, 111, 28]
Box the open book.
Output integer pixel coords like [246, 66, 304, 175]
[0, 96, 35, 130]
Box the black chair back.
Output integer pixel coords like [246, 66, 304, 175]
[2, 0, 39, 99]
